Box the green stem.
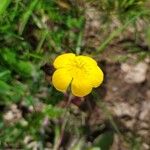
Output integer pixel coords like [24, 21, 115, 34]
[76, 31, 83, 55]
[53, 94, 72, 150]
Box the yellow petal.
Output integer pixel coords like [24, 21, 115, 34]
[87, 65, 104, 88]
[71, 78, 92, 97]
[52, 68, 72, 92]
[53, 53, 75, 69]
[76, 55, 97, 66]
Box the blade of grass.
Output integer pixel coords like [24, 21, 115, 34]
[19, 0, 38, 35]
[76, 30, 83, 55]
[25, 52, 43, 60]
[97, 10, 150, 53]
[0, 80, 12, 95]
[32, 13, 60, 52]
[0, 70, 10, 78]
[36, 30, 49, 53]
[0, 0, 11, 18]
[10, 0, 20, 21]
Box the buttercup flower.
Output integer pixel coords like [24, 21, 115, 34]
[52, 53, 104, 97]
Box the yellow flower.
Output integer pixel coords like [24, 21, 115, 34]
[52, 53, 104, 97]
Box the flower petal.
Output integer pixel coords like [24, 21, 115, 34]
[76, 55, 97, 66]
[71, 78, 92, 97]
[54, 53, 75, 69]
[88, 66, 104, 88]
[52, 69, 72, 92]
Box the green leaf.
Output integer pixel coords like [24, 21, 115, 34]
[43, 105, 64, 118]
[67, 17, 84, 29]
[11, 81, 27, 102]
[0, 80, 11, 94]
[2, 49, 17, 65]
[93, 131, 114, 150]
[0, 69, 11, 82]
[16, 61, 35, 77]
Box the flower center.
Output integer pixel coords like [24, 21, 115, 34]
[66, 57, 90, 79]
[74, 59, 85, 69]
[70, 58, 88, 77]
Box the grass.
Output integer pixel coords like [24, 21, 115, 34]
[0, 0, 150, 149]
